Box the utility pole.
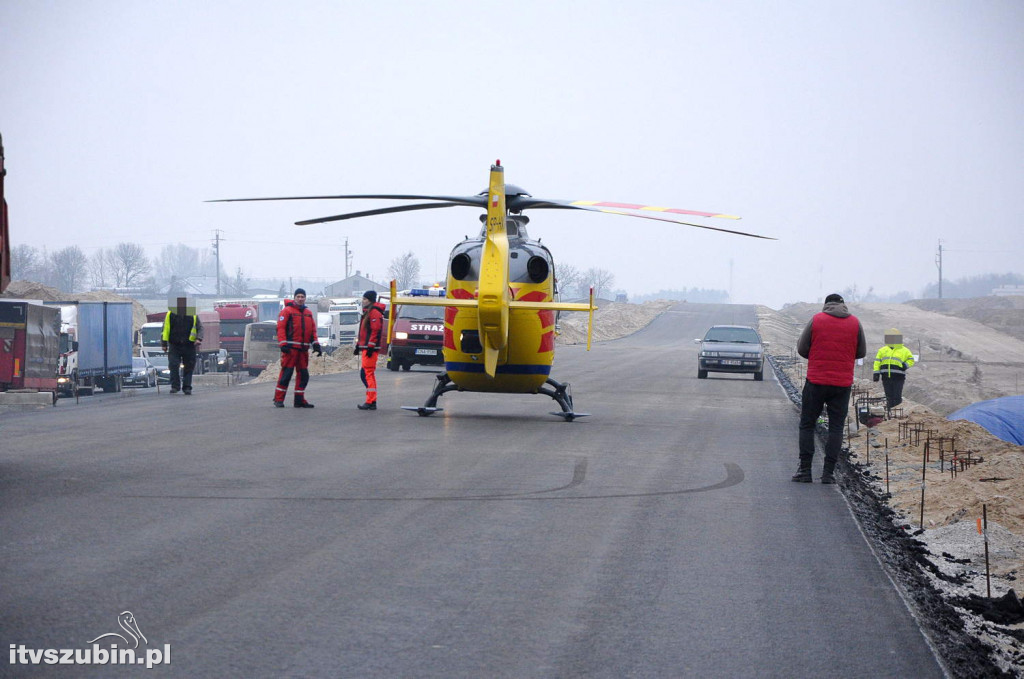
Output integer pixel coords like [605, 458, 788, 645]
[934, 239, 943, 299]
[213, 229, 223, 296]
[344, 237, 352, 279]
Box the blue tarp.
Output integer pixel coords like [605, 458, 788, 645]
[947, 396, 1024, 446]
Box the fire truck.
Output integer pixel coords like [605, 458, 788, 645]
[387, 287, 445, 371]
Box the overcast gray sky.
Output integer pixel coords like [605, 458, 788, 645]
[2, 0, 1022, 308]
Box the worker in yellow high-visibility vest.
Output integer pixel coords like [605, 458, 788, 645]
[873, 328, 915, 409]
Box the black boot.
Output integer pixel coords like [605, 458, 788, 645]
[357, 402, 377, 410]
[791, 460, 813, 483]
[294, 400, 314, 408]
[820, 460, 837, 484]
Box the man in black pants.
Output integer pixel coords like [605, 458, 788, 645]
[793, 293, 867, 484]
[161, 296, 203, 395]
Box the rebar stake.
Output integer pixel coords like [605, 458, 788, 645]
[981, 504, 991, 598]
[919, 448, 927, 531]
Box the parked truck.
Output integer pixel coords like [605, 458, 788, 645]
[138, 310, 224, 372]
[241, 320, 279, 376]
[47, 301, 133, 396]
[316, 311, 342, 354]
[0, 300, 60, 400]
[214, 301, 259, 364]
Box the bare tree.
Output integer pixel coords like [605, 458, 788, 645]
[153, 243, 202, 283]
[11, 244, 42, 281]
[50, 246, 89, 292]
[583, 267, 615, 299]
[89, 249, 112, 288]
[110, 242, 151, 288]
[230, 267, 249, 296]
[555, 262, 582, 298]
[387, 251, 421, 290]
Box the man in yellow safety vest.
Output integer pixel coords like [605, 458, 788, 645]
[873, 328, 915, 410]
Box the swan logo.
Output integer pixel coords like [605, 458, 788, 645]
[87, 610, 147, 649]
[9, 610, 171, 668]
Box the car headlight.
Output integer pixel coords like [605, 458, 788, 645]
[701, 351, 718, 357]
[395, 331, 409, 340]
[743, 353, 761, 359]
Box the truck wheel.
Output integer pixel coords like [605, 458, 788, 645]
[401, 362, 411, 371]
[387, 358, 399, 371]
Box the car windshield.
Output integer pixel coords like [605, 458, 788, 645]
[398, 305, 444, 321]
[148, 356, 169, 368]
[132, 358, 149, 369]
[704, 327, 761, 344]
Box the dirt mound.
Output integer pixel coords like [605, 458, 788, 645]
[557, 300, 674, 344]
[908, 296, 1024, 343]
[250, 350, 365, 383]
[1, 280, 65, 300]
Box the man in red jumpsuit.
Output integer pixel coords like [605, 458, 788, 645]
[274, 288, 321, 408]
[356, 289, 386, 410]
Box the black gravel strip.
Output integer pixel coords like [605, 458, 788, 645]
[766, 353, 1014, 678]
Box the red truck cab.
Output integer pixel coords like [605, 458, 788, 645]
[215, 302, 258, 363]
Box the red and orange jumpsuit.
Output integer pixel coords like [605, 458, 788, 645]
[275, 300, 317, 405]
[358, 301, 386, 405]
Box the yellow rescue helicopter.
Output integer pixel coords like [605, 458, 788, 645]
[212, 161, 772, 420]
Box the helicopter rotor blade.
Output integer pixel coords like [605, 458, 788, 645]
[207, 193, 486, 207]
[511, 198, 774, 240]
[572, 206, 776, 240]
[294, 202, 463, 225]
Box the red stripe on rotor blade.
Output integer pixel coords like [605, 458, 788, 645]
[588, 202, 719, 218]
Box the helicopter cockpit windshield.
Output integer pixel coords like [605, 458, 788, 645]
[477, 215, 530, 240]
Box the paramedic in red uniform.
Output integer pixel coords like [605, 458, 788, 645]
[793, 293, 867, 484]
[274, 288, 321, 408]
[356, 290, 386, 410]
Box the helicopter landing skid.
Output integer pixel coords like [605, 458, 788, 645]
[402, 373, 460, 416]
[540, 378, 589, 422]
[401, 406, 443, 417]
[404, 373, 588, 420]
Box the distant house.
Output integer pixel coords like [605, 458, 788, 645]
[992, 285, 1024, 297]
[323, 273, 387, 299]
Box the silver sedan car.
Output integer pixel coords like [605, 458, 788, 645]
[694, 325, 768, 380]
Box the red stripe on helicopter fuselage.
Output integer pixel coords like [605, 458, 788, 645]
[517, 291, 556, 353]
[445, 288, 475, 350]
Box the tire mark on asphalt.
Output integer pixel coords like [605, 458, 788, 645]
[122, 462, 743, 503]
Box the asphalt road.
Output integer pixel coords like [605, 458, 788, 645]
[1, 303, 946, 678]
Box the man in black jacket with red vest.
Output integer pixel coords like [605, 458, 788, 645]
[274, 288, 321, 408]
[793, 293, 867, 484]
